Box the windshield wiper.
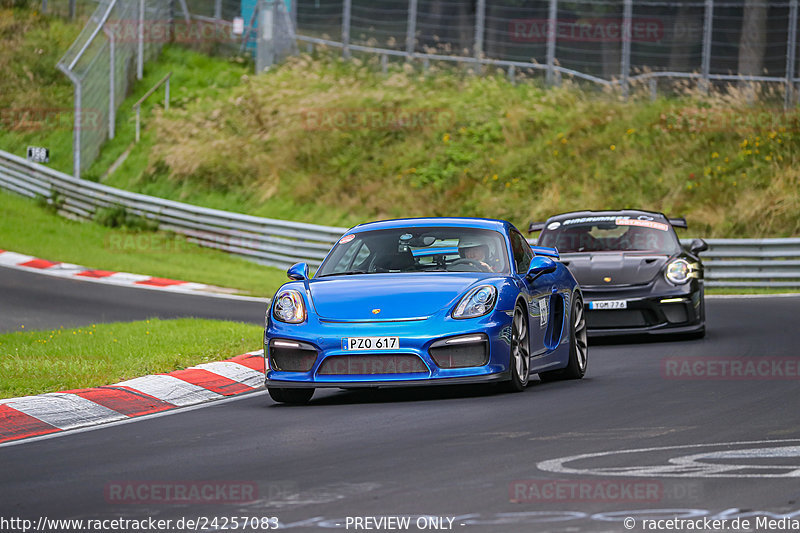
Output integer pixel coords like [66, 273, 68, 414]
[317, 270, 368, 277]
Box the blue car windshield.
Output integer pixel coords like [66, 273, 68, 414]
[538, 217, 681, 254]
[317, 227, 511, 276]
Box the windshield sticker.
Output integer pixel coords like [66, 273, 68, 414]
[339, 234, 355, 244]
[563, 216, 629, 225]
[616, 218, 669, 231]
[547, 221, 561, 230]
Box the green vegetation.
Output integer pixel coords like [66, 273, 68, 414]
[103, 52, 800, 239]
[0, 189, 287, 296]
[0, 318, 262, 398]
[0, 6, 84, 172]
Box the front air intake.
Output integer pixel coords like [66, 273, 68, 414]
[269, 339, 317, 372]
[429, 334, 489, 369]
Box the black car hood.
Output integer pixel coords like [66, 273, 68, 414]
[560, 253, 669, 287]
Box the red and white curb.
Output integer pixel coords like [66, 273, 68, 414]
[0, 250, 252, 299]
[0, 350, 265, 445]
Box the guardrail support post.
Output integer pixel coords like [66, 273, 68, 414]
[701, 0, 713, 94]
[342, 0, 351, 59]
[785, 0, 798, 109]
[508, 64, 516, 84]
[406, 0, 418, 60]
[649, 77, 657, 101]
[135, 105, 141, 143]
[545, 0, 557, 85]
[620, 0, 632, 99]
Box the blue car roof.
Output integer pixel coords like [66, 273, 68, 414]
[348, 217, 511, 234]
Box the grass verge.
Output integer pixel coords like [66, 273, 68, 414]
[0, 189, 289, 297]
[0, 318, 263, 399]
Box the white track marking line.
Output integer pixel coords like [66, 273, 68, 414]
[115, 375, 223, 406]
[3, 393, 126, 430]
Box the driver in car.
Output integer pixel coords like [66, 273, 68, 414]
[459, 242, 496, 272]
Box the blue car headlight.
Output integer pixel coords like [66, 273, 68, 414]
[453, 285, 497, 319]
[273, 289, 306, 323]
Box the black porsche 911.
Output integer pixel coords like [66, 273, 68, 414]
[529, 210, 707, 338]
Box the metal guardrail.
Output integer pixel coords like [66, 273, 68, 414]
[0, 148, 798, 286]
[681, 238, 800, 288]
[0, 149, 346, 269]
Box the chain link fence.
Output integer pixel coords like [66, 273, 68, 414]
[295, 0, 800, 100]
[53, 0, 295, 178]
[56, 0, 172, 177]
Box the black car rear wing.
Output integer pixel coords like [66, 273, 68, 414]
[668, 217, 688, 229]
[528, 222, 545, 233]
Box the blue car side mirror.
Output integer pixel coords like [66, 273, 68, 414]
[526, 256, 557, 279]
[287, 262, 309, 281]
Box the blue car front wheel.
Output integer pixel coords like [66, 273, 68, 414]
[505, 303, 530, 392]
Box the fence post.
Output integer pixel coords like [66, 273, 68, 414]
[406, 0, 418, 59]
[474, 0, 485, 60]
[785, 0, 798, 109]
[214, 0, 222, 21]
[41, 0, 47, 14]
[545, 0, 557, 85]
[701, 0, 713, 93]
[620, 0, 632, 99]
[107, 30, 115, 140]
[69, 0, 75, 18]
[74, 82, 82, 178]
[342, 0, 351, 59]
[137, 0, 144, 80]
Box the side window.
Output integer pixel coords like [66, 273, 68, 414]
[510, 231, 533, 274]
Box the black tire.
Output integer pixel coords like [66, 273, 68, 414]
[268, 387, 314, 404]
[504, 304, 530, 392]
[539, 292, 588, 382]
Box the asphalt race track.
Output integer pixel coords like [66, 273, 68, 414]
[1, 265, 800, 532]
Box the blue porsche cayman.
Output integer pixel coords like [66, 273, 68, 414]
[264, 218, 588, 404]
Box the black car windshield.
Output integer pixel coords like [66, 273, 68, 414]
[538, 217, 681, 254]
[316, 227, 511, 276]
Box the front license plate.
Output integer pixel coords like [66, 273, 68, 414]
[342, 336, 399, 351]
[589, 300, 628, 310]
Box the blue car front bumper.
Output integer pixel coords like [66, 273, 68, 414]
[265, 313, 514, 389]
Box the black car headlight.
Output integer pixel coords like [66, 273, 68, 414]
[273, 289, 306, 323]
[453, 285, 497, 319]
[665, 259, 692, 285]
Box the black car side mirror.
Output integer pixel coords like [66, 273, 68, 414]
[526, 256, 557, 280]
[689, 238, 708, 254]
